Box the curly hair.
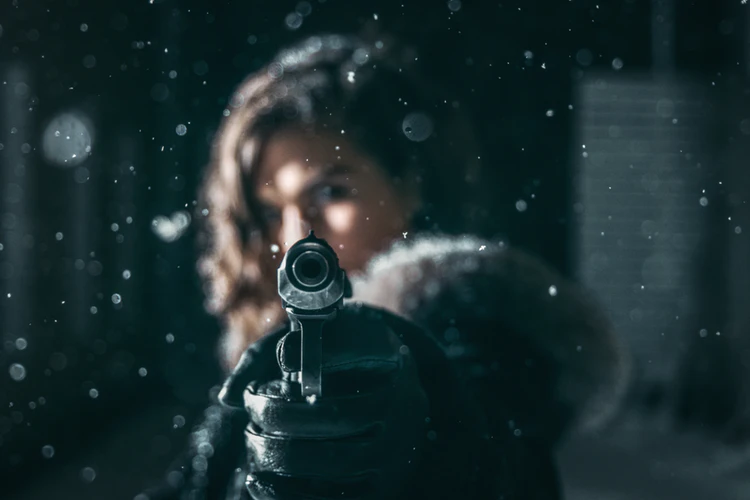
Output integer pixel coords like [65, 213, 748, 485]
[197, 33, 489, 369]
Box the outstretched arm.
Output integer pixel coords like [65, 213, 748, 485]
[349, 233, 631, 446]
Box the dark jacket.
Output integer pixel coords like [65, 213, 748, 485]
[145, 234, 630, 500]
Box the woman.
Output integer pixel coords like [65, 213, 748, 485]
[148, 33, 629, 499]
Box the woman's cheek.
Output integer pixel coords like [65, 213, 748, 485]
[323, 202, 358, 234]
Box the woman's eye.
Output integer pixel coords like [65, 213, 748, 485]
[314, 185, 350, 204]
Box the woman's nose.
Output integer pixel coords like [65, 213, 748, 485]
[280, 205, 310, 248]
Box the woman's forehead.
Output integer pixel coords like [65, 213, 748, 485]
[254, 127, 370, 184]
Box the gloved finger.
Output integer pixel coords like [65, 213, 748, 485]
[219, 321, 290, 408]
[244, 428, 392, 478]
[243, 385, 392, 438]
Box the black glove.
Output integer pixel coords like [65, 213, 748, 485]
[218, 304, 438, 500]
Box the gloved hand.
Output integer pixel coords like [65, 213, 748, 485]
[218, 303, 437, 500]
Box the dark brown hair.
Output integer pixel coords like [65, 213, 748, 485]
[197, 33, 489, 368]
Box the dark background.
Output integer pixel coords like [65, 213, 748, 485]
[1, 0, 748, 498]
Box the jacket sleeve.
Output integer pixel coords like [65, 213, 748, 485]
[348, 233, 631, 446]
[375, 306, 564, 500]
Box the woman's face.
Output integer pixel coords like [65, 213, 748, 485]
[251, 126, 420, 275]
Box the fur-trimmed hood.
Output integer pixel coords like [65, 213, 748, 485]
[347, 233, 631, 441]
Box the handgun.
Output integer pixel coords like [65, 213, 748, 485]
[276, 230, 352, 398]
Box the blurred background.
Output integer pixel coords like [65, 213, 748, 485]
[1, 0, 749, 498]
